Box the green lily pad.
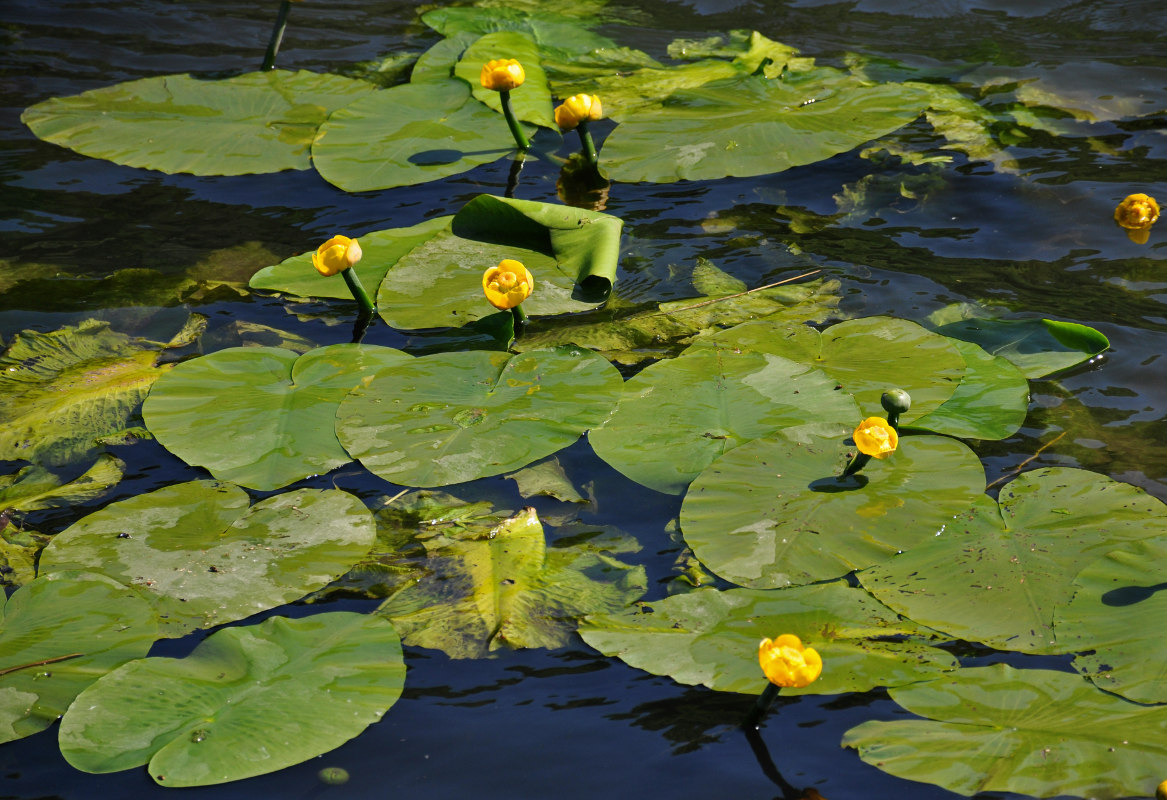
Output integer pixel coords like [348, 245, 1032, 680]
[680, 431, 986, 589]
[601, 73, 930, 183]
[1057, 540, 1167, 703]
[0, 320, 175, 466]
[927, 305, 1110, 379]
[0, 571, 157, 744]
[1, 527, 49, 589]
[907, 339, 1029, 440]
[59, 612, 405, 786]
[378, 506, 645, 658]
[858, 468, 1167, 654]
[249, 217, 452, 301]
[844, 664, 1167, 800]
[40, 481, 376, 637]
[455, 31, 556, 129]
[143, 344, 411, 491]
[22, 70, 376, 175]
[589, 339, 861, 495]
[377, 195, 621, 330]
[312, 78, 532, 192]
[581, 582, 956, 695]
[703, 316, 966, 422]
[0, 455, 125, 513]
[337, 346, 622, 487]
[421, 6, 620, 59]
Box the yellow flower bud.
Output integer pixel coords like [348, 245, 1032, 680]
[311, 235, 363, 277]
[853, 417, 898, 459]
[482, 259, 534, 310]
[1156, 778, 1167, 800]
[758, 634, 822, 689]
[480, 59, 525, 92]
[554, 94, 603, 132]
[1114, 193, 1159, 230]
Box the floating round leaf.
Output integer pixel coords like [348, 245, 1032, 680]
[680, 430, 985, 589]
[40, 481, 376, 637]
[337, 346, 623, 487]
[0, 571, 157, 743]
[859, 467, 1167, 654]
[22, 70, 377, 175]
[581, 582, 955, 695]
[930, 313, 1109, 379]
[144, 344, 411, 491]
[589, 341, 860, 495]
[906, 339, 1028, 441]
[844, 664, 1167, 800]
[59, 612, 405, 786]
[458, 32, 555, 128]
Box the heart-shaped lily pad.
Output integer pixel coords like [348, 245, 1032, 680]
[858, 467, 1167, 654]
[377, 195, 622, 329]
[844, 664, 1167, 800]
[455, 31, 556, 129]
[337, 346, 622, 487]
[22, 70, 377, 175]
[680, 430, 986, 589]
[589, 340, 860, 495]
[39, 481, 376, 637]
[0, 571, 158, 743]
[581, 582, 956, 695]
[59, 612, 405, 786]
[144, 344, 411, 491]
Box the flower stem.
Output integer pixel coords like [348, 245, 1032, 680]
[261, 0, 293, 71]
[576, 120, 599, 170]
[499, 91, 530, 151]
[742, 683, 781, 729]
[841, 451, 871, 478]
[510, 304, 529, 328]
[505, 151, 526, 199]
[342, 268, 376, 317]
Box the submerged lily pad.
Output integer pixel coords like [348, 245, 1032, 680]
[0, 320, 176, 466]
[312, 78, 532, 192]
[0, 571, 157, 743]
[377, 506, 645, 658]
[249, 217, 452, 301]
[581, 582, 955, 695]
[601, 73, 930, 183]
[858, 468, 1167, 654]
[589, 339, 860, 495]
[39, 481, 376, 637]
[844, 664, 1167, 800]
[143, 344, 411, 491]
[59, 612, 405, 786]
[680, 430, 986, 589]
[0, 455, 125, 513]
[22, 70, 376, 175]
[337, 346, 622, 487]
[378, 195, 622, 329]
[1057, 540, 1167, 703]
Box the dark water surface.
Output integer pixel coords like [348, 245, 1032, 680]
[2, 1, 1165, 798]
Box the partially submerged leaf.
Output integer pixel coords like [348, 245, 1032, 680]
[378, 506, 645, 658]
[0, 571, 157, 743]
[59, 612, 405, 786]
[0, 454, 125, 513]
[40, 481, 377, 637]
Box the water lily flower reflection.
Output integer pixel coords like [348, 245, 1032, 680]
[758, 634, 822, 689]
[480, 59, 525, 92]
[853, 416, 898, 459]
[555, 94, 603, 132]
[312, 235, 363, 277]
[483, 259, 534, 310]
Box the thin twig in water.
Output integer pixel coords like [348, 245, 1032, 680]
[653, 269, 823, 315]
[986, 431, 1067, 490]
[0, 653, 85, 677]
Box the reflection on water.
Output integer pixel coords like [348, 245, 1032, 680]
[2, 1, 1167, 798]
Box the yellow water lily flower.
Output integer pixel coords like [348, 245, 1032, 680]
[1114, 193, 1159, 230]
[1156, 778, 1167, 800]
[758, 634, 822, 689]
[853, 416, 898, 459]
[312, 235, 363, 277]
[483, 259, 534, 310]
[480, 59, 525, 92]
[554, 94, 603, 131]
